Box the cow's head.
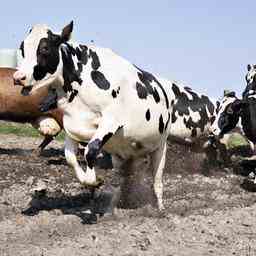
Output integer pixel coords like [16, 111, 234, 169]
[13, 21, 73, 95]
[243, 64, 256, 98]
[210, 91, 244, 138]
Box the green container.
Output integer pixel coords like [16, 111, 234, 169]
[0, 49, 18, 68]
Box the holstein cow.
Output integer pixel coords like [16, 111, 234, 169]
[167, 80, 219, 152]
[210, 91, 241, 138]
[0, 67, 63, 152]
[210, 65, 256, 145]
[13, 21, 219, 210]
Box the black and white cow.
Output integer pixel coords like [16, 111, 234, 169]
[14, 22, 174, 210]
[13, 22, 221, 210]
[210, 91, 242, 138]
[210, 65, 256, 145]
[167, 81, 218, 150]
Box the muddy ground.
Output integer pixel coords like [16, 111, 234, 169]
[0, 133, 256, 256]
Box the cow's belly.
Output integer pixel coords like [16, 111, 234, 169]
[63, 108, 100, 142]
[64, 114, 162, 159]
[103, 127, 162, 159]
[169, 118, 211, 143]
[62, 94, 169, 159]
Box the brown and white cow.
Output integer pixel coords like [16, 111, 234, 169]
[0, 67, 63, 152]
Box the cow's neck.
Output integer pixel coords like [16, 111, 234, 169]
[60, 42, 85, 94]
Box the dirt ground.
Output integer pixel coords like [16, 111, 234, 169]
[0, 133, 256, 256]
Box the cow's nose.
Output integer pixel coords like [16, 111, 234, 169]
[13, 71, 26, 86]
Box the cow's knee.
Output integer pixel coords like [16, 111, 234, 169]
[85, 139, 102, 169]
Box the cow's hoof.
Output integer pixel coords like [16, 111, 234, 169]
[81, 210, 98, 224]
[83, 176, 104, 189]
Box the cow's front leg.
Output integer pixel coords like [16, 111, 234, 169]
[84, 120, 122, 170]
[84, 122, 122, 169]
[65, 135, 97, 185]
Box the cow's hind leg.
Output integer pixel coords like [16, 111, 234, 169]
[32, 135, 54, 155]
[150, 142, 167, 211]
[38, 135, 54, 151]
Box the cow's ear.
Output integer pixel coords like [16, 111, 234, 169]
[247, 64, 252, 72]
[48, 30, 62, 45]
[61, 21, 73, 42]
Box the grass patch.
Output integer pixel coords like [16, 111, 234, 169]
[227, 132, 249, 149]
[0, 122, 65, 141]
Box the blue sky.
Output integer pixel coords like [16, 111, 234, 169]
[2, 0, 256, 99]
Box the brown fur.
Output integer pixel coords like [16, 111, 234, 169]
[0, 68, 63, 149]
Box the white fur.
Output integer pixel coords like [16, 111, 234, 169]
[210, 96, 237, 136]
[32, 116, 61, 137]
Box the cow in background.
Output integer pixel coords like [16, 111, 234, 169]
[0, 67, 63, 153]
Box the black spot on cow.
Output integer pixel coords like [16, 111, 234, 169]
[172, 83, 215, 134]
[89, 49, 100, 70]
[75, 47, 82, 60]
[171, 100, 174, 106]
[165, 112, 170, 130]
[240, 98, 256, 143]
[153, 88, 160, 103]
[68, 89, 78, 103]
[86, 132, 114, 169]
[19, 41, 25, 58]
[137, 72, 154, 94]
[216, 101, 221, 113]
[159, 115, 164, 134]
[117, 86, 120, 94]
[76, 44, 89, 65]
[33, 32, 62, 81]
[91, 71, 111, 90]
[171, 112, 177, 124]
[112, 90, 117, 98]
[135, 66, 169, 109]
[136, 82, 148, 99]
[61, 44, 83, 93]
[86, 139, 102, 169]
[77, 62, 83, 74]
[145, 109, 151, 121]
